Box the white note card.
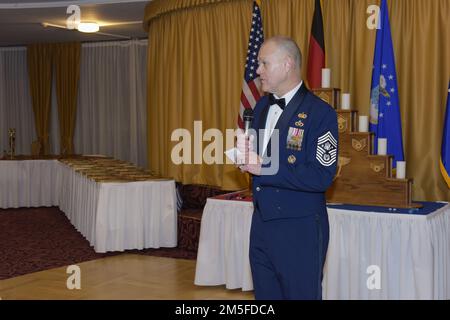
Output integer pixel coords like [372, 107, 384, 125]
[224, 147, 242, 164]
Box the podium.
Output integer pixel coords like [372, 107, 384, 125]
[312, 88, 420, 208]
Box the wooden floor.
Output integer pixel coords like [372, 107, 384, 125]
[0, 254, 254, 300]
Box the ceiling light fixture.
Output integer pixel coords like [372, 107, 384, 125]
[77, 22, 99, 33]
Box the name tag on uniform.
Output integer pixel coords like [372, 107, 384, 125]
[286, 127, 304, 151]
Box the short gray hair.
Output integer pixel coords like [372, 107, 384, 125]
[266, 35, 302, 69]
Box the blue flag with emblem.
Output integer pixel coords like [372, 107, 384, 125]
[369, 0, 404, 167]
[440, 81, 450, 188]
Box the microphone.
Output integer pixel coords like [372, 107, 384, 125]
[243, 108, 254, 136]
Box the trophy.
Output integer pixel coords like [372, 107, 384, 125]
[8, 128, 16, 159]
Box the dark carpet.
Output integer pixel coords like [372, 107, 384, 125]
[0, 207, 197, 280]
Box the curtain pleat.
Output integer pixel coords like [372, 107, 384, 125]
[54, 42, 81, 155]
[27, 44, 53, 155]
[0, 47, 36, 155]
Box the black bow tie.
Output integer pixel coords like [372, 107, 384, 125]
[269, 94, 286, 109]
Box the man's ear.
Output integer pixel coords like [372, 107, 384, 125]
[284, 56, 294, 73]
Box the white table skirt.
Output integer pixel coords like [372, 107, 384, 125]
[194, 198, 450, 300]
[0, 160, 59, 208]
[194, 199, 254, 290]
[0, 160, 177, 253]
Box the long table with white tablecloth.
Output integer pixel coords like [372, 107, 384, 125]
[0, 159, 177, 252]
[194, 197, 450, 299]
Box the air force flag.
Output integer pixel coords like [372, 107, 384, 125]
[369, 0, 404, 167]
[440, 82, 450, 188]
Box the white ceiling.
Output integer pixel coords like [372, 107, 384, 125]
[0, 0, 150, 47]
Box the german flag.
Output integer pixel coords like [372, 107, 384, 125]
[307, 0, 325, 89]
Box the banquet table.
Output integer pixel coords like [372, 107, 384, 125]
[194, 194, 450, 299]
[0, 159, 177, 252]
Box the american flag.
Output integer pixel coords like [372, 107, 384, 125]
[237, 0, 264, 129]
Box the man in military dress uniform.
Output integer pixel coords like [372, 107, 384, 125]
[237, 36, 338, 300]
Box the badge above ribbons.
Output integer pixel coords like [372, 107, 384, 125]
[316, 131, 337, 166]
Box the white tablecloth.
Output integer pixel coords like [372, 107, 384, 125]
[194, 198, 450, 299]
[0, 160, 177, 252]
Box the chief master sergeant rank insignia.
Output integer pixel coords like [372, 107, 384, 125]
[316, 131, 337, 166]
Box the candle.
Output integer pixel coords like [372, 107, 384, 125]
[396, 161, 406, 179]
[341, 93, 351, 110]
[358, 116, 369, 132]
[321, 68, 331, 88]
[377, 138, 387, 155]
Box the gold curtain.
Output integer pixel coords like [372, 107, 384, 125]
[145, 0, 450, 201]
[54, 42, 81, 155]
[146, 0, 253, 190]
[27, 44, 53, 155]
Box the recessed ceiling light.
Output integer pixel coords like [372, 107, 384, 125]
[77, 22, 99, 33]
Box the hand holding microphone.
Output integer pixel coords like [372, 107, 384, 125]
[237, 108, 261, 175]
[237, 108, 254, 165]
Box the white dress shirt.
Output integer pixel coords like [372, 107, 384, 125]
[262, 81, 303, 155]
